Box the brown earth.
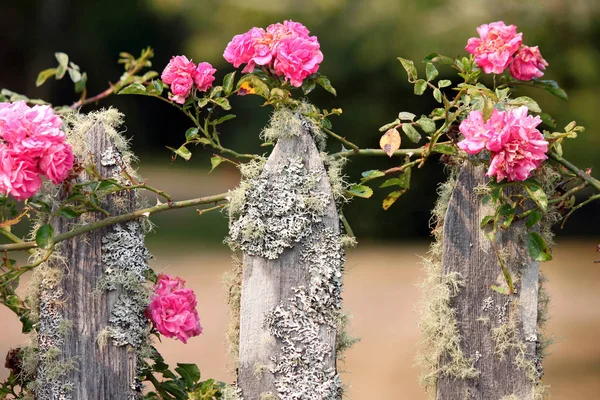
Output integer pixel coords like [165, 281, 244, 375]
[1, 240, 599, 399]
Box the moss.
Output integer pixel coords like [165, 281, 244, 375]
[261, 104, 326, 151]
[223, 255, 243, 373]
[335, 311, 360, 360]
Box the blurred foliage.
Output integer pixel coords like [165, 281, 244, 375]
[1, 0, 598, 241]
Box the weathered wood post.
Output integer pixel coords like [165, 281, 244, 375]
[436, 163, 543, 399]
[229, 110, 344, 399]
[36, 115, 150, 400]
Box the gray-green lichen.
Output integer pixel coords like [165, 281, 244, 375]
[228, 156, 329, 260]
[261, 103, 327, 151]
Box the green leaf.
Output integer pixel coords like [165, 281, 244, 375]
[197, 97, 209, 108]
[215, 114, 236, 125]
[425, 63, 438, 81]
[36, 68, 57, 87]
[152, 79, 164, 95]
[539, 112, 556, 128]
[185, 127, 199, 141]
[212, 97, 231, 110]
[398, 112, 416, 121]
[398, 58, 417, 82]
[526, 210, 543, 229]
[160, 380, 188, 400]
[414, 79, 427, 95]
[316, 75, 337, 96]
[490, 284, 510, 295]
[532, 79, 568, 101]
[35, 224, 54, 250]
[97, 180, 122, 191]
[422, 53, 455, 65]
[74, 72, 87, 93]
[402, 124, 421, 143]
[524, 182, 548, 212]
[379, 119, 400, 132]
[432, 144, 456, 154]
[361, 170, 385, 182]
[417, 117, 436, 133]
[508, 96, 541, 113]
[175, 363, 201, 388]
[527, 232, 552, 261]
[380, 168, 411, 189]
[55, 52, 69, 68]
[345, 184, 373, 199]
[57, 207, 80, 219]
[433, 88, 442, 103]
[237, 74, 270, 98]
[68, 68, 82, 83]
[480, 215, 495, 228]
[223, 71, 236, 95]
[482, 96, 494, 121]
[118, 83, 147, 95]
[438, 79, 452, 88]
[55, 64, 67, 80]
[210, 156, 223, 173]
[498, 203, 515, 216]
[382, 190, 406, 210]
[301, 78, 316, 95]
[166, 145, 192, 161]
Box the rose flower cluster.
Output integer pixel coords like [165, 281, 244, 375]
[0, 101, 74, 200]
[223, 20, 323, 87]
[161, 56, 217, 104]
[466, 21, 548, 81]
[147, 273, 203, 343]
[458, 106, 549, 182]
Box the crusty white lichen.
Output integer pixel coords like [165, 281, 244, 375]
[261, 104, 327, 151]
[228, 156, 330, 260]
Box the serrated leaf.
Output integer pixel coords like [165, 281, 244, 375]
[223, 71, 236, 95]
[432, 144, 456, 154]
[532, 79, 568, 101]
[167, 145, 192, 161]
[398, 112, 416, 121]
[36, 68, 56, 87]
[539, 112, 556, 128]
[68, 68, 82, 83]
[526, 210, 543, 229]
[417, 117, 436, 133]
[401, 124, 421, 143]
[379, 128, 401, 157]
[398, 58, 417, 82]
[414, 79, 427, 95]
[422, 53, 455, 65]
[525, 182, 548, 212]
[438, 79, 452, 88]
[197, 97, 209, 108]
[118, 83, 147, 95]
[210, 156, 223, 173]
[346, 185, 373, 199]
[215, 114, 236, 125]
[57, 207, 80, 219]
[35, 224, 54, 250]
[509, 96, 541, 113]
[316, 75, 336, 96]
[480, 215, 495, 228]
[301, 78, 316, 95]
[379, 119, 400, 132]
[55, 52, 69, 68]
[426, 63, 438, 81]
[382, 190, 406, 210]
[361, 170, 385, 182]
[185, 127, 199, 141]
[55, 64, 67, 80]
[212, 97, 231, 110]
[380, 168, 411, 189]
[433, 88, 442, 103]
[527, 232, 552, 261]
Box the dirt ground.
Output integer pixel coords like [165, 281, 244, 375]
[1, 239, 598, 399]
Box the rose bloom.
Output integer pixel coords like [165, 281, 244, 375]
[223, 27, 268, 73]
[39, 143, 74, 185]
[273, 35, 323, 87]
[509, 46, 548, 81]
[147, 274, 203, 343]
[193, 62, 217, 92]
[161, 56, 197, 104]
[0, 146, 42, 201]
[458, 106, 548, 182]
[466, 21, 523, 74]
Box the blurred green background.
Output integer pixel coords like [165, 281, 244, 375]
[1, 0, 599, 243]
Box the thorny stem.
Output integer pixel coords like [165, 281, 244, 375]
[197, 203, 225, 215]
[332, 147, 425, 159]
[561, 193, 600, 229]
[0, 192, 228, 252]
[322, 127, 359, 152]
[549, 151, 600, 192]
[0, 246, 54, 288]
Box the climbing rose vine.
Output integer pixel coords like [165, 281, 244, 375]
[223, 20, 323, 87]
[0, 101, 73, 200]
[147, 273, 203, 344]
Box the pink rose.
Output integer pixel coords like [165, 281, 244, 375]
[193, 62, 217, 92]
[509, 46, 548, 81]
[39, 143, 74, 184]
[223, 27, 268, 73]
[161, 56, 197, 104]
[458, 106, 548, 182]
[147, 274, 203, 343]
[273, 36, 323, 87]
[8, 156, 42, 201]
[466, 21, 523, 74]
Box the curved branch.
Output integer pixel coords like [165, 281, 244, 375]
[0, 192, 228, 252]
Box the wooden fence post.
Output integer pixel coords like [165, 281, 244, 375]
[36, 119, 149, 400]
[231, 112, 344, 399]
[436, 163, 543, 399]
